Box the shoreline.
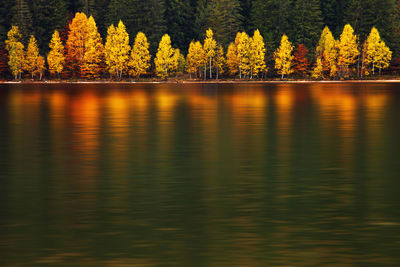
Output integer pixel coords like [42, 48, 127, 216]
[2, 79, 400, 84]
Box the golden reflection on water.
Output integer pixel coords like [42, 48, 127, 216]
[1, 83, 400, 266]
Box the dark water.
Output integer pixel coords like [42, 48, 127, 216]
[1, 83, 400, 266]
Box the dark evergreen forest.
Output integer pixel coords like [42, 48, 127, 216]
[1, 0, 400, 58]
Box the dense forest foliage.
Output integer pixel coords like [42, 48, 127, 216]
[0, 0, 399, 79]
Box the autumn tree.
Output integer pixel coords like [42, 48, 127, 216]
[154, 34, 175, 79]
[311, 57, 323, 79]
[249, 29, 266, 78]
[129, 32, 151, 79]
[82, 16, 104, 79]
[203, 29, 217, 79]
[226, 40, 239, 77]
[337, 24, 359, 76]
[104, 21, 131, 79]
[186, 40, 205, 79]
[293, 44, 309, 77]
[35, 55, 45, 80]
[0, 43, 8, 78]
[316, 26, 338, 77]
[237, 31, 251, 78]
[47, 30, 65, 78]
[5, 26, 24, 79]
[24, 35, 39, 79]
[214, 45, 225, 79]
[274, 34, 294, 79]
[170, 48, 185, 76]
[65, 12, 90, 77]
[364, 27, 392, 75]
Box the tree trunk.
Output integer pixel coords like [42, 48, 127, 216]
[282, 73, 284, 79]
[209, 57, 212, 79]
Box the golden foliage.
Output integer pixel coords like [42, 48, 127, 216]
[47, 30, 65, 77]
[274, 34, 294, 79]
[129, 32, 151, 79]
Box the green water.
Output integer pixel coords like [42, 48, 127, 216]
[0, 83, 400, 266]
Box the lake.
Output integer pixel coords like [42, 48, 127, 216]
[0, 82, 400, 266]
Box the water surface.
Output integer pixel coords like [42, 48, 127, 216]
[1, 83, 400, 266]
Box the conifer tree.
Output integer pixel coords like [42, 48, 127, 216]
[47, 30, 65, 77]
[249, 29, 266, 78]
[0, 0, 14, 42]
[337, 24, 359, 76]
[274, 34, 294, 79]
[25, 35, 40, 79]
[5, 26, 25, 79]
[104, 21, 131, 79]
[129, 32, 151, 79]
[154, 34, 175, 79]
[65, 12, 90, 77]
[82, 16, 104, 79]
[12, 0, 33, 43]
[203, 29, 216, 79]
[292, 0, 324, 49]
[186, 40, 205, 79]
[31, 0, 67, 52]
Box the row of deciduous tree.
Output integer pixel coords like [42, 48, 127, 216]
[3, 12, 392, 80]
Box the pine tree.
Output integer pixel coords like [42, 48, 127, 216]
[47, 30, 65, 77]
[30, 0, 67, 52]
[320, 0, 343, 36]
[292, 0, 323, 49]
[25, 35, 40, 79]
[0, 0, 14, 42]
[104, 21, 131, 79]
[12, 0, 33, 43]
[65, 12, 90, 77]
[129, 32, 151, 79]
[82, 16, 104, 79]
[249, 29, 266, 78]
[293, 44, 309, 77]
[165, 0, 195, 51]
[274, 34, 294, 79]
[186, 40, 205, 79]
[203, 29, 217, 79]
[206, 0, 243, 46]
[154, 34, 175, 79]
[337, 24, 359, 76]
[5, 26, 25, 79]
[250, 0, 291, 48]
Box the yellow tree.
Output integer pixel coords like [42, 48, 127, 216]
[186, 40, 205, 79]
[365, 27, 392, 75]
[274, 34, 294, 79]
[226, 40, 239, 77]
[154, 34, 175, 79]
[35, 56, 46, 80]
[316, 26, 338, 77]
[213, 45, 225, 80]
[311, 58, 323, 79]
[249, 29, 266, 79]
[170, 48, 185, 76]
[337, 24, 359, 76]
[65, 12, 90, 77]
[129, 32, 151, 79]
[25, 35, 40, 79]
[82, 16, 104, 79]
[5, 26, 25, 80]
[203, 29, 217, 79]
[104, 21, 131, 79]
[47, 30, 65, 78]
[237, 32, 251, 78]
